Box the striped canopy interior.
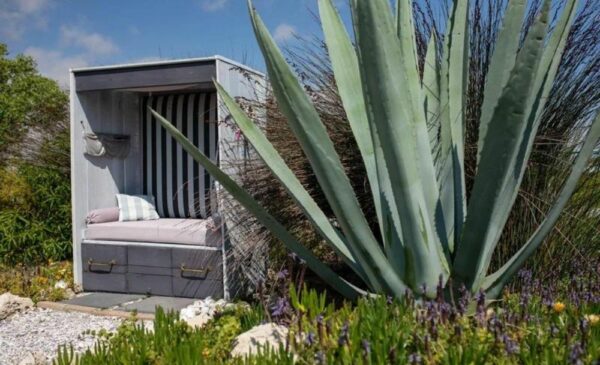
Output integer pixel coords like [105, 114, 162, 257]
[141, 92, 218, 219]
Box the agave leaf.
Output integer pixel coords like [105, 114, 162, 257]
[318, 0, 406, 277]
[491, 0, 579, 257]
[438, 22, 456, 253]
[352, 0, 448, 293]
[214, 81, 371, 285]
[453, 1, 551, 290]
[149, 108, 363, 299]
[484, 113, 600, 298]
[446, 0, 469, 247]
[248, 0, 408, 296]
[508, 0, 579, 188]
[477, 0, 527, 164]
[423, 33, 441, 151]
[396, 0, 419, 75]
[422, 32, 453, 257]
[396, 0, 442, 238]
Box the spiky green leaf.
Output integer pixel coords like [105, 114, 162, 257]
[352, 0, 448, 293]
[149, 108, 363, 299]
[318, 0, 406, 277]
[248, 0, 408, 296]
[477, 0, 527, 164]
[215, 81, 370, 285]
[453, 1, 551, 290]
[484, 113, 600, 298]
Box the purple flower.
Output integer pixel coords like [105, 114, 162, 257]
[420, 283, 428, 296]
[305, 332, 316, 346]
[315, 351, 326, 364]
[338, 321, 350, 346]
[569, 343, 584, 365]
[315, 314, 324, 324]
[276, 269, 289, 280]
[408, 352, 422, 364]
[361, 339, 371, 354]
[270, 297, 290, 317]
[501, 334, 520, 355]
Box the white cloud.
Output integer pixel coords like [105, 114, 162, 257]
[273, 23, 296, 42]
[17, 0, 49, 13]
[24, 47, 88, 88]
[200, 0, 228, 12]
[60, 26, 119, 56]
[0, 0, 50, 40]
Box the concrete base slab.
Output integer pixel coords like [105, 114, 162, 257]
[63, 293, 145, 309]
[56, 292, 198, 317]
[119, 296, 196, 314]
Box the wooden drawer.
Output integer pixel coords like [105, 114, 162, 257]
[82, 243, 127, 274]
[172, 248, 222, 281]
[128, 246, 171, 267]
[127, 273, 172, 296]
[173, 276, 223, 298]
[82, 272, 127, 293]
[80, 242, 223, 298]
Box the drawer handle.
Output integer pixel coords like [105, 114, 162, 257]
[88, 258, 116, 272]
[180, 264, 211, 276]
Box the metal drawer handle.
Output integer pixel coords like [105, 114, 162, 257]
[87, 258, 116, 270]
[180, 264, 211, 275]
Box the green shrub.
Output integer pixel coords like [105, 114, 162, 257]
[0, 164, 71, 265]
[54, 304, 265, 365]
[0, 261, 73, 302]
[54, 279, 599, 365]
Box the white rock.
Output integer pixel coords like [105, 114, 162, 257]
[54, 280, 68, 290]
[185, 313, 213, 329]
[231, 323, 288, 357]
[63, 289, 76, 300]
[17, 351, 47, 365]
[0, 293, 33, 320]
[180, 297, 228, 328]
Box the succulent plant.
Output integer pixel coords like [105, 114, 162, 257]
[150, 0, 600, 299]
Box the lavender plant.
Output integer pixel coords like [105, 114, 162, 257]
[152, 0, 600, 300]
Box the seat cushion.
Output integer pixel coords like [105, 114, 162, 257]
[84, 218, 221, 247]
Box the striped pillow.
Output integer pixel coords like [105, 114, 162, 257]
[116, 194, 160, 222]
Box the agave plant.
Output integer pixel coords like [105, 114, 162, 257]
[151, 0, 600, 299]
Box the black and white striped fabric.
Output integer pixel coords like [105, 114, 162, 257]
[142, 92, 218, 219]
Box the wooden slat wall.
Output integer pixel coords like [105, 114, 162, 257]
[71, 90, 142, 285]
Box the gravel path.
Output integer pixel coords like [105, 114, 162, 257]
[0, 308, 123, 364]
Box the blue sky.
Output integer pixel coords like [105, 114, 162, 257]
[1, 0, 352, 87]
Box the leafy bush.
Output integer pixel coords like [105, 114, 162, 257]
[0, 261, 73, 302]
[54, 271, 599, 364]
[54, 304, 264, 365]
[0, 43, 68, 159]
[0, 164, 71, 265]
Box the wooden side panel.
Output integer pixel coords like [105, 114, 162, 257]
[215, 59, 266, 299]
[72, 89, 143, 287]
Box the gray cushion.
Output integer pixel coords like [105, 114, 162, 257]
[86, 207, 120, 224]
[83, 218, 221, 247]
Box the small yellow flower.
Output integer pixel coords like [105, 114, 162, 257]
[552, 302, 566, 313]
[202, 348, 210, 357]
[585, 314, 599, 325]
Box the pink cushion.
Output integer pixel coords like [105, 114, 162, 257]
[84, 218, 221, 246]
[86, 207, 120, 224]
